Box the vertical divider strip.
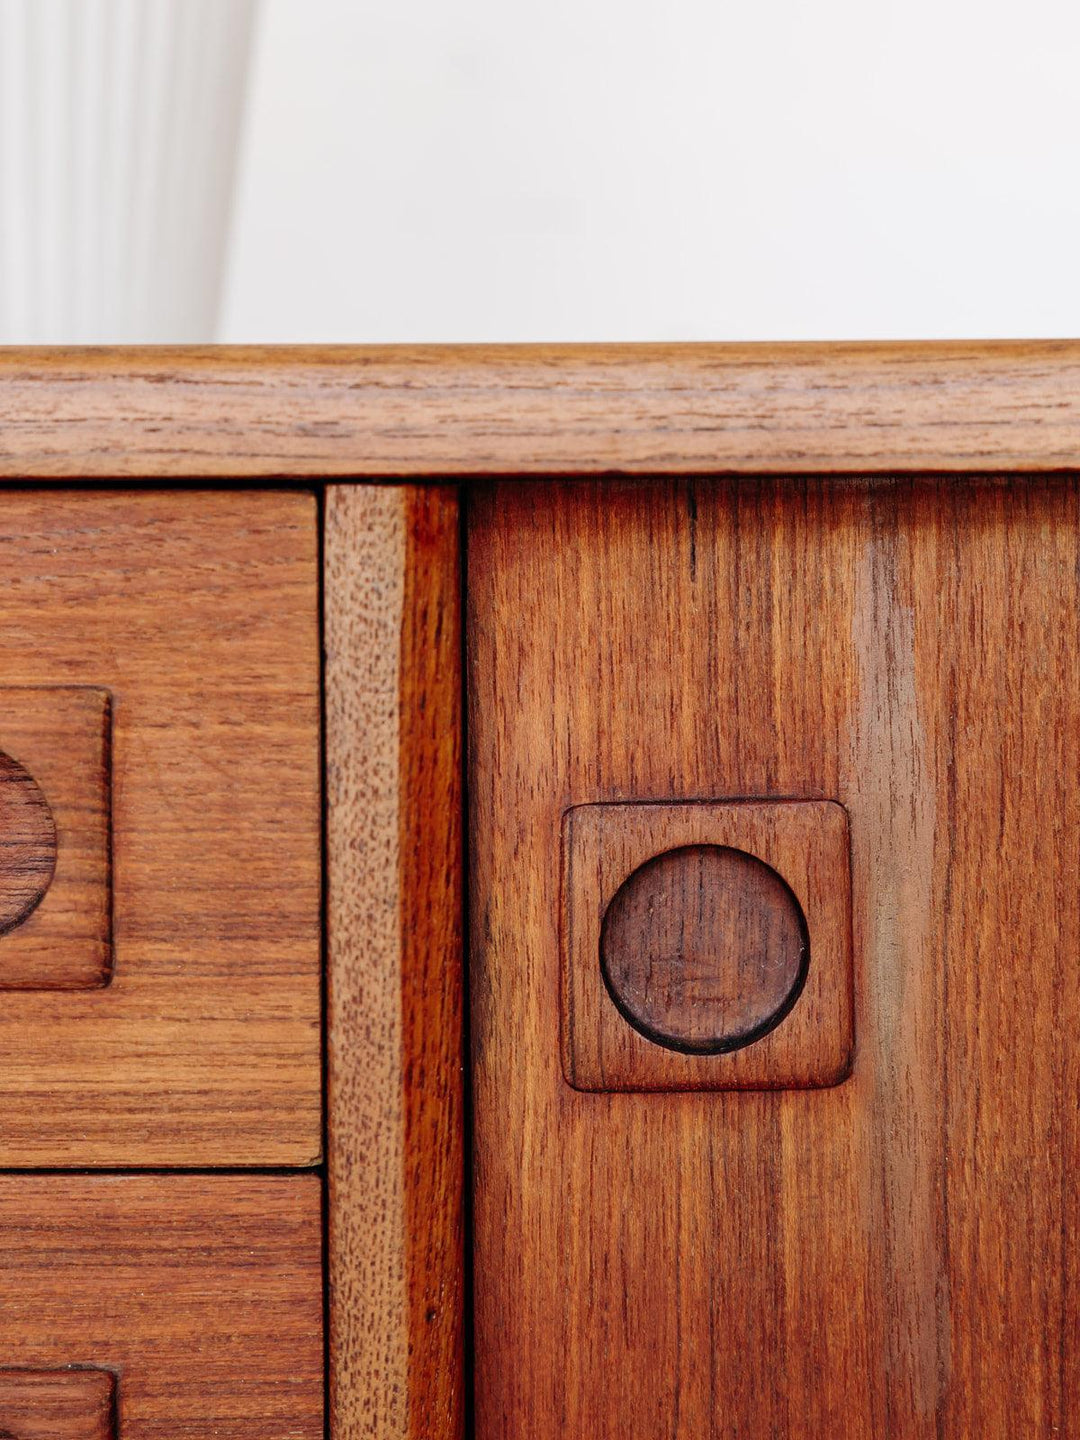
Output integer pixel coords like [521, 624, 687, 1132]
[325, 483, 465, 1440]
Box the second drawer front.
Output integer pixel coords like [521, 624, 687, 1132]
[0, 1174, 323, 1439]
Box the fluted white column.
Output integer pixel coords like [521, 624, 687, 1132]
[0, 0, 259, 342]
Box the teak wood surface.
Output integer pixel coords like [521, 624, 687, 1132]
[562, 799, 853, 1090]
[0, 490, 321, 1164]
[3, 342, 1080, 477]
[3, 349, 1080, 1440]
[325, 485, 465, 1440]
[468, 477, 1080, 1438]
[0, 1175, 323, 1438]
[0, 687, 111, 989]
[0, 1369, 115, 1440]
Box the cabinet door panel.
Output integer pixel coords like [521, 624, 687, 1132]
[467, 477, 1079, 1437]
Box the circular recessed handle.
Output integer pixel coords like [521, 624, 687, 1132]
[0, 750, 57, 936]
[600, 844, 809, 1055]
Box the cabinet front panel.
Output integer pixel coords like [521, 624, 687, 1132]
[467, 477, 1079, 1437]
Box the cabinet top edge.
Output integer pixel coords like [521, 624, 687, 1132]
[2, 340, 1080, 480]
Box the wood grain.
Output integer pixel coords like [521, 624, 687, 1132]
[0, 1370, 114, 1440]
[0, 492, 320, 1164]
[563, 799, 852, 1090]
[3, 342, 1080, 477]
[0, 1175, 322, 1439]
[468, 477, 1080, 1437]
[325, 485, 465, 1440]
[0, 688, 110, 989]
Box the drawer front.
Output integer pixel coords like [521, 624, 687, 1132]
[0, 1175, 323, 1439]
[0, 491, 321, 1165]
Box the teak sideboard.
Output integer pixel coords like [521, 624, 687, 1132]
[0, 342, 1078, 1438]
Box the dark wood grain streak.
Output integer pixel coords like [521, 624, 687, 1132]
[468, 476, 1080, 1438]
[0, 1370, 114, 1440]
[326, 485, 465, 1440]
[4, 343, 1080, 477]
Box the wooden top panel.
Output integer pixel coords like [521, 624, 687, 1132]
[1, 342, 1080, 477]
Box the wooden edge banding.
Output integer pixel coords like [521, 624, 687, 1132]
[325, 485, 465, 1440]
[3, 341, 1080, 477]
[0, 1368, 115, 1440]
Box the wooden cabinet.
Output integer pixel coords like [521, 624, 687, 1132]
[2, 345, 1080, 1439]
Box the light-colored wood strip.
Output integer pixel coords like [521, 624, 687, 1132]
[325, 485, 464, 1440]
[3, 342, 1080, 477]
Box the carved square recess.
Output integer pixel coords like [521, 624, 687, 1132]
[0, 687, 111, 989]
[561, 800, 853, 1092]
[0, 1369, 115, 1440]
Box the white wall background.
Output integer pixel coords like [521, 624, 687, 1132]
[221, 0, 1080, 342]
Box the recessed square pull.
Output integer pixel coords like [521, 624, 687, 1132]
[0, 1369, 115, 1440]
[0, 688, 111, 990]
[561, 799, 854, 1092]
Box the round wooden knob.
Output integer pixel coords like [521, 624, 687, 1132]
[0, 749, 57, 936]
[600, 844, 808, 1054]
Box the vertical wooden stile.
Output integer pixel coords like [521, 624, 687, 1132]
[325, 484, 465, 1440]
